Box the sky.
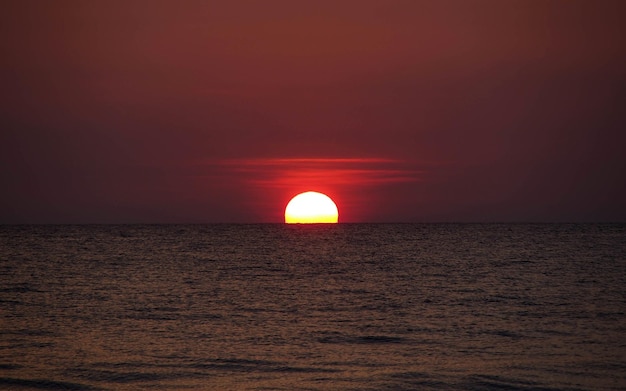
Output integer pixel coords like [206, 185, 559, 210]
[1, 0, 625, 223]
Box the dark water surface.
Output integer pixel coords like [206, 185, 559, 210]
[1, 224, 625, 390]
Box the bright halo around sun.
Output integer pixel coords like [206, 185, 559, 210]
[285, 191, 339, 224]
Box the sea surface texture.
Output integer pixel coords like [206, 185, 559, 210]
[1, 224, 625, 390]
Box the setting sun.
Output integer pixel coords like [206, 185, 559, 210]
[285, 191, 339, 224]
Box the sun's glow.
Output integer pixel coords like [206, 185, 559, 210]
[285, 191, 339, 224]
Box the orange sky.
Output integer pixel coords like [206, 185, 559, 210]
[1, 0, 625, 222]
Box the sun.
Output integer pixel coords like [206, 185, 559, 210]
[285, 191, 339, 224]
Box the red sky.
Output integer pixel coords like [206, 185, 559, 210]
[1, 0, 625, 223]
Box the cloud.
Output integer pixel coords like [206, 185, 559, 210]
[210, 157, 423, 190]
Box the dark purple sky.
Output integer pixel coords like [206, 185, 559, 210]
[1, 0, 625, 223]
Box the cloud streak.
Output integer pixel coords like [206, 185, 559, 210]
[210, 157, 424, 190]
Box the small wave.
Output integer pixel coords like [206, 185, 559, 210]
[0, 285, 44, 293]
[317, 334, 405, 344]
[0, 377, 100, 390]
[0, 364, 22, 370]
[1, 329, 56, 337]
[461, 374, 579, 391]
[79, 358, 338, 379]
[71, 368, 191, 383]
[487, 330, 523, 338]
[185, 358, 338, 373]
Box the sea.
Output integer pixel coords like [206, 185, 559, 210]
[1, 224, 625, 391]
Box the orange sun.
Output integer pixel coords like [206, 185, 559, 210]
[285, 191, 339, 224]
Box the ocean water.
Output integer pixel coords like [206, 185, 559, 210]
[1, 224, 625, 391]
